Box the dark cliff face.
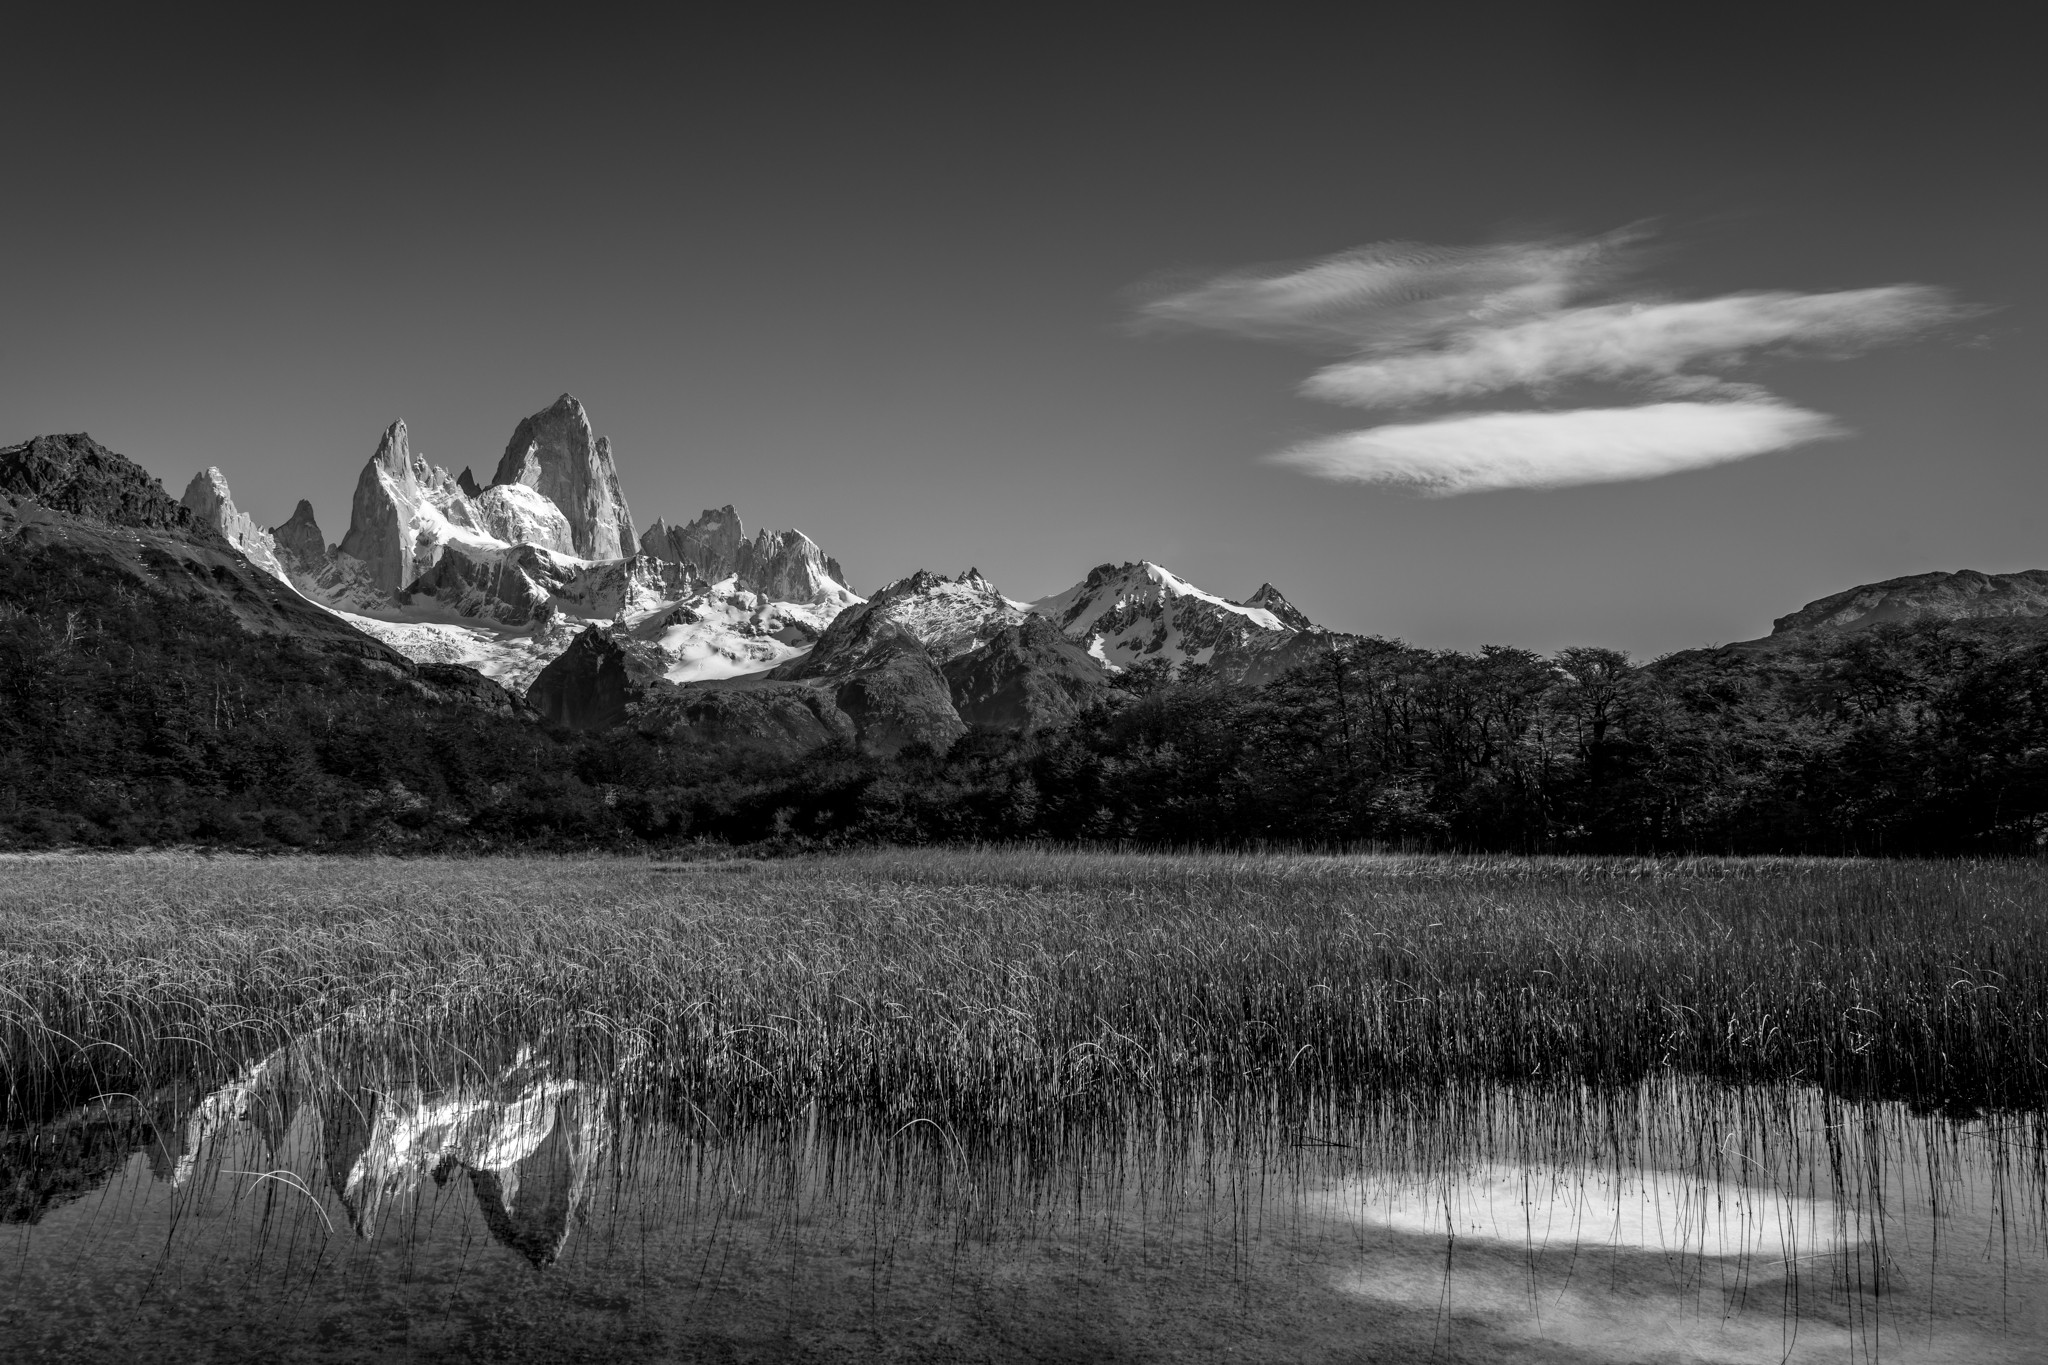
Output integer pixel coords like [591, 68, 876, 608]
[941, 616, 1107, 735]
[632, 682, 854, 758]
[1, 434, 197, 532]
[814, 626, 967, 756]
[526, 627, 664, 731]
[271, 499, 327, 570]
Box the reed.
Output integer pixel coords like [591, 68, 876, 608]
[4, 849, 2044, 1136]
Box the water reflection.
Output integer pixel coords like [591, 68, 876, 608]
[5, 1038, 2046, 1362]
[6, 1035, 617, 1270]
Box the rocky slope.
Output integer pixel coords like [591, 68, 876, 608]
[1, 434, 197, 531]
[1765, 569, 2048, 639]
[0, 436, 527, 716]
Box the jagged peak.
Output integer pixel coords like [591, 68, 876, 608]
[182, 465, 233, 500]
[456, 466, 482, 498]
[1240, 582, 1314, 631]
[685, 504, 741, 531]
[871, 567, 1006, 603]
[371, 419, 413, 475]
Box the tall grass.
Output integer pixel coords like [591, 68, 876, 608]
[4, 850, 2044, 1133]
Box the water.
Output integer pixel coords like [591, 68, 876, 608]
[5, 1036, 2045, 1363]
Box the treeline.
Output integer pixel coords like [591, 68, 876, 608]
[5, 542, 2047, 853]
[707, 625, 2048, 855]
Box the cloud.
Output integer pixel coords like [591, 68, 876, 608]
[1270, 400, 1844, 495]
[1132, 227, 1979, 495]
[1302, 287, 1973, 408]
[1133, 229, 1644, 351]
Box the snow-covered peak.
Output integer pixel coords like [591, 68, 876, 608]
[850, 567, 1032, 662]
[1029, 560, 1302, 672]
[1034, 560, 1287, 633]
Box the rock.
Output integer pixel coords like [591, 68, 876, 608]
[526, 626, 666, 730]
[399, 543, 565, 626]
[941, 614, 1108, 734]
[641, 505, 745, 578]
[0, 433, 195, 531]
[473, 482, 575, 555]
[339, 421, 431, 593]
[489, 394, 635, 561]
[738, 527, 851, 603]
[547, 554, 703, 623]
[634, 680, 854, 758]
[180, 467, 289, 583]
[772, 619, 966, 755]
[639, 507, 852, 600]
[271, 499, 328, 571]
[1767, 569, 2048, 639]
[456, 466, 483, 499]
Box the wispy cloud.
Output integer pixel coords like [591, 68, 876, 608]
[1135, 230, 1640, 351]
[1137, 230, 1976, 494]
[1270, 401, 1845, 496]
[1302, 288, 1969, 408]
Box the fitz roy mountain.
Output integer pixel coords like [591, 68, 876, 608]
[1, 395, 1324, 754]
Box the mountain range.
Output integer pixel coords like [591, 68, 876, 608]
[7, 394, 2048, 760]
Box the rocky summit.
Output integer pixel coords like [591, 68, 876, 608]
[490, 395, 636, 562]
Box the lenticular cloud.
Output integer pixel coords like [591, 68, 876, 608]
[1137, 229, 1973, 495]
[1270, 401, 1845, 496]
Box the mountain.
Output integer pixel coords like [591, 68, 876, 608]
[218, 399, 861, 694]
[490, 394, 635, 561]
[8, 403, 1310, 765]
[1029, 560, 1311, 674]
[1763, 569, 2048, 641]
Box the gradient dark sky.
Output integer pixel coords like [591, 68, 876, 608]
[6, 7, 2041, 656]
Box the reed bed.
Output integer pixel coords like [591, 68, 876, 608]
[4, 849, 2044, 1135]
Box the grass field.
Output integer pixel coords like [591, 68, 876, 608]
[5, 849, 2045, 1131]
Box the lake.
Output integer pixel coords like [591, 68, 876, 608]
[7, 1029, 2044, 1363]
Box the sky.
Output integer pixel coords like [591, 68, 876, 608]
[5, 6, 2041, 657]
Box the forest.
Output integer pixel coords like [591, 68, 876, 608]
[4, 540, 2046, 854]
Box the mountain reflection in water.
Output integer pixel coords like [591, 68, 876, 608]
[6, 1035, 614, 1269]
[4, 1038, 2047, 1363]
